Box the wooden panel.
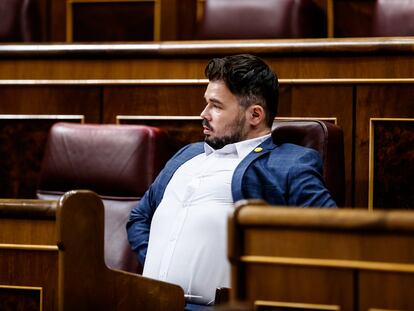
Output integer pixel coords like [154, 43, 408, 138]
[51, 0, 67, 41]
[280, 84, 353, 207]
[0, 219, 55, 245]
[360, 271, 414, 311]
[0, 116, 84, 198]
[243, 228, 414, 263]
[355, 85, 414, 208]
[369, 119, 414, 210]
[68, 0, 157, 42]
[244, 265, 351, 310]
[334, 0, 376, 37]
[103, 84, 206, 123]
[0, 250, 58, 311]
[0, 85, 101, 122]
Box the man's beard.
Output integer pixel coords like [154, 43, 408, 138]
[203, 115, 247, 150]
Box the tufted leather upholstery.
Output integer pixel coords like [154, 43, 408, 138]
[272, 120, 345, 207]
[196, 0, 326, 39]
[0, 0, 41, 42]
[37, 122, 172, 273]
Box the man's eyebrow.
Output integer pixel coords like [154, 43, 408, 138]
[207, 97, 223, 105]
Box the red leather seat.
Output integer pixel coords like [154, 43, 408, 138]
[272, 120, 345, 207]
[37, 122, 172, 273]
[196, 0, 326, 39]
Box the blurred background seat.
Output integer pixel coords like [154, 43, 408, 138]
[196, 0, 326, 39]
[0, 0, 41, 42]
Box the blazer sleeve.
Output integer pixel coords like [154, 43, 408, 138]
[126, 184, 158, 266]
[287, 149, 337, 207]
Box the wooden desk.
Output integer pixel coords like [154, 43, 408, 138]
[229, 201, 414, 311]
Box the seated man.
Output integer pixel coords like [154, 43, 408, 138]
[127, 54, 336, 308]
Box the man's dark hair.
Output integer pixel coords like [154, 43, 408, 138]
[204, 54, 279, 128]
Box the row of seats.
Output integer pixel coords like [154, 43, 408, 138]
[198, 0, 414, 39]
[2, 0, 414, 42]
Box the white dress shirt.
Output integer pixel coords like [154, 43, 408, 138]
[143, 134, 270, 304]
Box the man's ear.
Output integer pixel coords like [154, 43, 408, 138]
[248, 105, 265, 126]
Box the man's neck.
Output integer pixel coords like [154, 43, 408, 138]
[245, 127, 271, 140]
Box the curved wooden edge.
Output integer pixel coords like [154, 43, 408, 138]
[1, 37, 414, 58]
[233, 200, 414, 231]
[57, 190, 185, 311]
[0, 200, 57, 219]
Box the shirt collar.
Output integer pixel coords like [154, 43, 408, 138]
[204, 133, 271, 158]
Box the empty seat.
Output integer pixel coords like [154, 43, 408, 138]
[196, 0, 326, 39]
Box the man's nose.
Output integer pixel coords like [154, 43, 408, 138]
[200, 105, 210, 119]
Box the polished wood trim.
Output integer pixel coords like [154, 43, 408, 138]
[154, 0, 161, 41]
[2, 37, 414, 57]
[275, 117, 337, 125]
[2, 78, 414, 85]
[235, 204, 414, 230]
[116, 115, 201, 124]
[0, 79, 208, 85]
[0, 244, 58, 251]
[0, 199, 56, 219]
[255, 300, 340, 311]
[0, 114, 84, 122]
[116, 115, 338, 125]
[66, 0, 73, 42]
[368, 118, 414, 210]
[326, 0, 334, 38]
[240, 255, 414, 273]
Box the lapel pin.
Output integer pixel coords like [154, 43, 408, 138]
[254, 147, 263, 153]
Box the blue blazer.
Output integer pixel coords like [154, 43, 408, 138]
[127, 137, 336, 265]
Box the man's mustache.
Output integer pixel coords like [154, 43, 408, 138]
[202, 119, 213, 131]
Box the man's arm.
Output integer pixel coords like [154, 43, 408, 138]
[287, 148, 337, 207]
[126, 187, 157, 266]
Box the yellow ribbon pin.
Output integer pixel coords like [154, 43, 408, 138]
[254, 147, 263, 153]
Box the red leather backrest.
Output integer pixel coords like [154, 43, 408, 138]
[37, 122, 170, 198]
[37, 123, 173, 274]
[272, 120, 345, 207]
[197, 0, 326, 39]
